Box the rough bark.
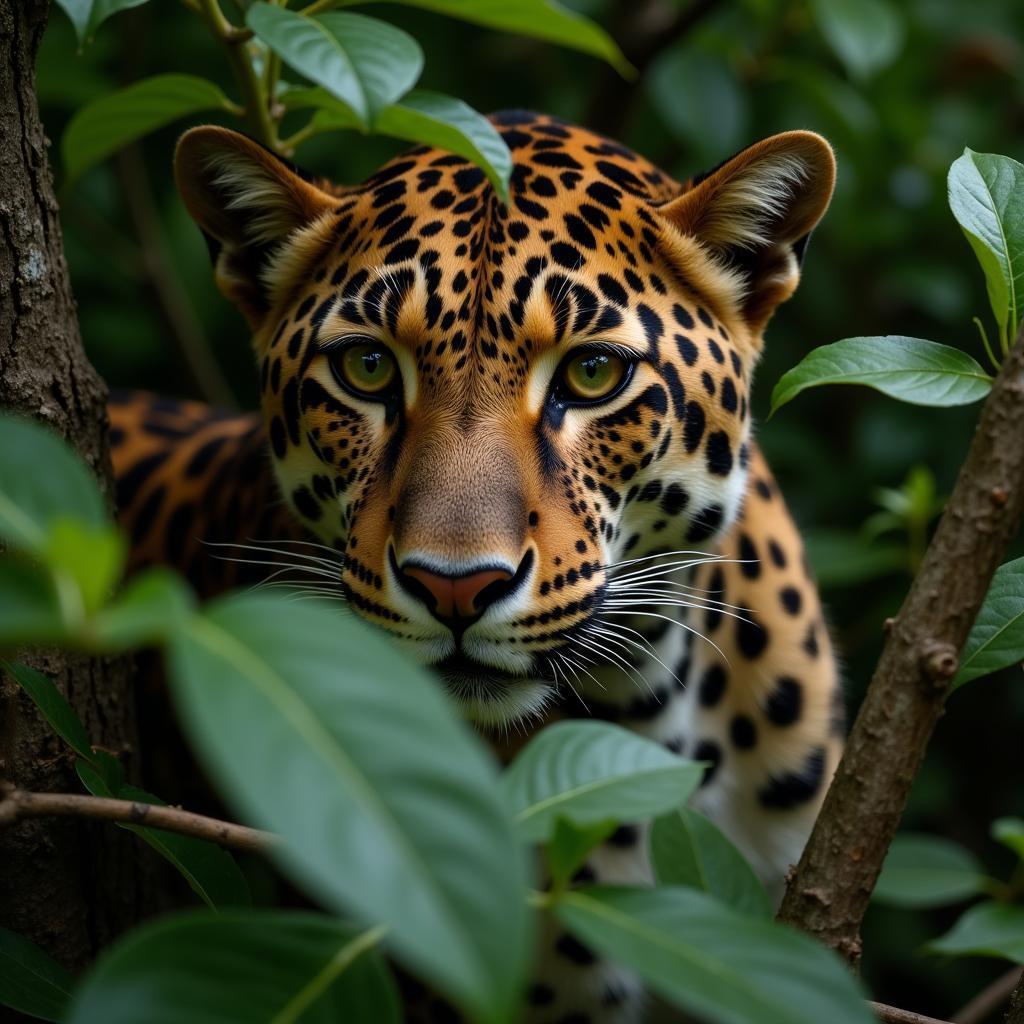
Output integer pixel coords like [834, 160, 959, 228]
[1006, 973, 1024, 1024]
[0, 0, 145, 972]
[777, 328, 1024, 960]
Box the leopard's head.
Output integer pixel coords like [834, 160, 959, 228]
[176, 112, 834, 725]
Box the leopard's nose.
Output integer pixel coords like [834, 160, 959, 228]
[399, 565, 514, 623]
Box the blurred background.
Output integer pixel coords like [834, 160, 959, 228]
[35, 0, 1024, 1017]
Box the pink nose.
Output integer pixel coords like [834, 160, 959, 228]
[400, 566, 513, 621]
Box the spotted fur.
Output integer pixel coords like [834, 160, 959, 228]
[110, 111, 843, 1024]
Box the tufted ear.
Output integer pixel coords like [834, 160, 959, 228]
[659, 131, 835, 334]
[175, 126, 337, 325]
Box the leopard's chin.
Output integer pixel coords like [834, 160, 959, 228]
[434, 654, 555, 727]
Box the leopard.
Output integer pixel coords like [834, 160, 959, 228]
[108, 110, 844, 1024]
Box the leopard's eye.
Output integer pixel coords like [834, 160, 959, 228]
[561, 351, 628, 403]
[331, 341, 397, 397]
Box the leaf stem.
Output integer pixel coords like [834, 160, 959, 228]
[973, 316, 1000, 373]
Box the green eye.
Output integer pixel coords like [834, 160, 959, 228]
[562, 351, 628, 402]
[334, 342, 397, 396]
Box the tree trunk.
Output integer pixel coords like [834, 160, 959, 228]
[0, 0, 146, 974]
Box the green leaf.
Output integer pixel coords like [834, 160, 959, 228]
[0, 415, 107, 555]
[948, 150, 1024, 347]
[953, 557, 1024, 688]
[379, 0, 630, 76]
[502, 720, 704, 843]
[0, 559, 67, 647]
[929, 902, 1024, 964]
[554, 887, 874, 1024]
[810, 0, 904, 80]
[873, 833, 988, 908]
[55, 0, 149, 47]
[3, 660, 93, 760]
[67, 911, 399, 1024]
[547, 818, 617, 889]
[770, 336, 992, 415]
[92, 568, 195, 650]
[992, 817, 1024, 860]
[44, 519, 125, 616]
[802, 529, 905, 588]
[0, 927, 75, 1023]
[247, 6, 422, 126]
[166, 593, 529, 1024]
[62, 74, 237, 184]
[292, 88, 512, 200]
[649, 808, 772, 919]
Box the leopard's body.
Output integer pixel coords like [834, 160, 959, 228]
[110, 111, 843, 1024]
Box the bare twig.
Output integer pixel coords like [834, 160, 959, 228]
[777, 325, 1024, 961]
[0, 784, 274, 854]
[871, 1003, 954, 1024]
[1005, 971, 1024, 1024]
[116, 148, 237, 409]
[954, 967, 1023, 1024]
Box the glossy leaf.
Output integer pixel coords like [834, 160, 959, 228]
[810, 0, 904, 80]
[55, 0, 149, 47]
[547, 817, 618, 889]
[62, 74, 237, 183]
[247, 6, 422, 125]
[502, 720, 704, 842]
[375, 0, 630, 76]
[929, 902, 1024, 964]
[92, 568, 195, 650]
[3, 660, 93, 759]
[0, 927, 75, 1023]
[770, 336, 992, 414]
[0, 414, 107, 554]
[167, 593, 529, 1024]
[67, 911, 399, 1023]
[554, 886, 874, 1024]
[294, 88, 512, 200]
[948, 150, 1024, 347]
[873, 833, 988, 908]
[953, 557, 1024, 688]
[649, 808, 772, 919]
[992, 818, 1024, 860]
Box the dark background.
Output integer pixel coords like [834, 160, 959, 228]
[35, 0, 1024, 1017]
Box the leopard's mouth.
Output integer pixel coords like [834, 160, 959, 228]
[432, 652, 556, 726]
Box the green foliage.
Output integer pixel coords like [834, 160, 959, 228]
[953, 557, 1024, 689]
[501, 719, 704, 842]
[54, 0, 148, 48]
[554, 887, 874, 1024]
[769, 336, 992, 414]
[929, 903, 1024, 964]
[873, 834, 990, 909]
[66, 912, 398, 1024]
[649, 808, 772, 919]
[0, 927, 75, 1023]
[809, 0, 904, 81]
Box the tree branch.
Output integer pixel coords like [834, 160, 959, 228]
[871, 1003, 953, 1024]
[1005, 970, 1024, 1024]
[954, 966, 1022, 1024]
[777, 325, 1024, 961]
[0, 785, 274, 854]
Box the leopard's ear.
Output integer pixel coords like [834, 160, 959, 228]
[659, 131, 835, 334]
[175, 126, 337, 325]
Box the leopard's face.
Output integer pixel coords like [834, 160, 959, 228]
[177, 112, 834, 725]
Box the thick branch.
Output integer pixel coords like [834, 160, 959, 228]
[955, 966, 1022, 1024]
[778, 326, 1024, 961]
[1005, 971, 1024, 1024]
[871, 1003, 953, 1024]
[0, 785, 274, 854]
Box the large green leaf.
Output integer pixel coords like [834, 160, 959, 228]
[810, 0, 904, 80]
[55, 0, 150, 47]
[3, 660, 93, 759]
[0, 415, 107, 555]
[92, 568, 195, 651]
[554, 887, 873, 1024]
[62, 74, 237, 184]
[948, 150, 1024, 348]
[0, 560, 68, 647]
[247, 6, 422, 126]
[373, 0, 630, 76]
[873, 833, 989, 908]
[0, 927, 75, 1023]
[167, 593, 529, 1024]
[502, 720, 704, 843]
[649, 808, 771, 919]
[953, 557, 1024, 689]
[291, 88, 512, 200]
[67, 911, 399, 1023]
[929, 902, 1024, 964]
[770, 336, 992, 414]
